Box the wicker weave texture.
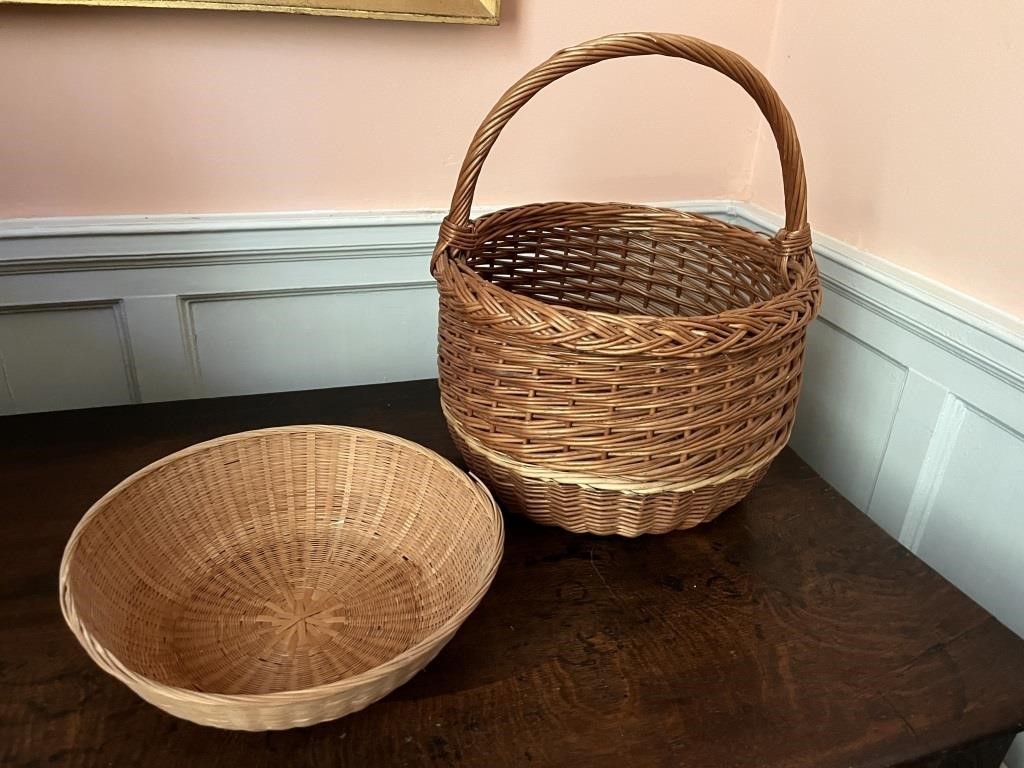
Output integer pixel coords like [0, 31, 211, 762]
[59, 426, 504, 730]
[433, 33, 821, 536]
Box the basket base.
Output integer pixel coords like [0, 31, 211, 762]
[451, 430, 769, 536]
[165, 534, 428, 696]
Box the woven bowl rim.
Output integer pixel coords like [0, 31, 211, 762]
[59, 424, 504, 705]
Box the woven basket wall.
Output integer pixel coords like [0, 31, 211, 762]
[433, 33, 822, 537]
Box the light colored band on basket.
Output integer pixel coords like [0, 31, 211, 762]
[443, 408, 783, 496]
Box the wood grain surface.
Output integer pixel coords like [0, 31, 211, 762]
[1, 380, 1022, 767]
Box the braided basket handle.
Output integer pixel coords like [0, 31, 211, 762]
[434, 32, 808, 272]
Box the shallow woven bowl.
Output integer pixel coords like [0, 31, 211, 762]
[59, 426, 503, 731]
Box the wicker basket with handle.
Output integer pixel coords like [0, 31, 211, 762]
[433, 32, 821, 537]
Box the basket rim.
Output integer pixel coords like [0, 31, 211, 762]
[455, 202, 816, 318]
[435, 201, 821, 358]
[59, 424, 504, 705]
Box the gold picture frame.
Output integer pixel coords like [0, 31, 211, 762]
[0, 0, 500, 23]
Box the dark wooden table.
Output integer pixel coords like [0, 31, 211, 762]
[3, 380, 1023, 768]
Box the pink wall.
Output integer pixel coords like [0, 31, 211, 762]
[0, 0, 777, 217]
[5, 0, 1020, 318]
[749, 0, 1024, 318]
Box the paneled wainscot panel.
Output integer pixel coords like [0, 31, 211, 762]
[789, 319, 908, 511]
[914, 405, 1024, 638]
[182, 283, 438, 398]
[0, 301, 137, 415]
